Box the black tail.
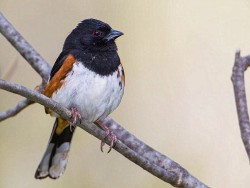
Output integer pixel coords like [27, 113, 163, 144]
[35, 118, 76, 179]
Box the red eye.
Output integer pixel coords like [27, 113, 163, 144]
[93, 30, 103, 37]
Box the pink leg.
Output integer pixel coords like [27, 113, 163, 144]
[96, 120, 117, 153]
[69, 107, 81, 132]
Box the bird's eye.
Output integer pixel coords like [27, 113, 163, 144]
[93, 30, 103, 37]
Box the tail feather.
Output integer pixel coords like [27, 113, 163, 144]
[35, 118, 75, 179]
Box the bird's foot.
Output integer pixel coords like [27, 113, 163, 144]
[69, 107, 81, 132]
[101, 129, 117, 153]
[97, 120, 117, 153]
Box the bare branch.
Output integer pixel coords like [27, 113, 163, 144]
[231, 50, 250, 161]
[0, 12, 51, 81]
[101, 117, 207, 187]
[0, 79, 208, 188]
[0, 98, 34, 121]
[0, 12, 209, 187]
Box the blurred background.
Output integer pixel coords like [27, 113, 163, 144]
[1, 1, 250, 187]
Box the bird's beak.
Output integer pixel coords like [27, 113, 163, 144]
[104, 29, 124, 42]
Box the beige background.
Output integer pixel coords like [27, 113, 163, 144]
[1, 1, 250, 187]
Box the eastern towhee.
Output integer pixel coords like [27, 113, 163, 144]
[35, 19, 124, 179]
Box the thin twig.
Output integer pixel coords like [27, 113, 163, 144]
[1, 58, 18, 80]
[232, 50, 250, 161]
[0, 98, 34, 121]
[0, 82, 47, 121]
[0, 79, 208, 188]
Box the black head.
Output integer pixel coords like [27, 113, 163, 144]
[63, 19, 123, 52]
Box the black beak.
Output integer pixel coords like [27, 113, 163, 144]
[104, 29, 124, 42]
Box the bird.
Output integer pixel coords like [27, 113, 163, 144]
[35, 18, 125, 179]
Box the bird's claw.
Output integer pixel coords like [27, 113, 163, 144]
[69, 107, 81, 132]
[100, 129, 117, 153]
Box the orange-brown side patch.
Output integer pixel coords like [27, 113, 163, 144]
[44, 54, 76, 98]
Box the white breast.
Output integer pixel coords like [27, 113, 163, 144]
[51, 62, 124, 123]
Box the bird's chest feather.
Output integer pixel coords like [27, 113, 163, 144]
[51, 61, 124, 122]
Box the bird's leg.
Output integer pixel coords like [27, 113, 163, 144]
[69, 107, 81, 132]
[96, 120, 117, 153]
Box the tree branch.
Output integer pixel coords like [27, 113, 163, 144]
[0, 12, 209, 187]
[101, 117, 207, 187]
[0, 83, 48, 121]
[0, 98, 34, 121]
[231, 50, 250, 161]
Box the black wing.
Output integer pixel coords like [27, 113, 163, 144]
[50, 51, 69, 80]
